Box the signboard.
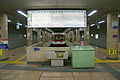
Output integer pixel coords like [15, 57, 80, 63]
[0, 39, 8, 50]
[0, 44, 8, 49]
[34, 48, 40, 51]
[28, 10, 87, 28]
[109, 48, 114, 55]
[115, 48, 118, 55]
[113, 26, 118, 29]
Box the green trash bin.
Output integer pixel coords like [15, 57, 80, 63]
[70, 46, 95, 68]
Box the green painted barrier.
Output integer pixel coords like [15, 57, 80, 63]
[70, 46, 95, 68]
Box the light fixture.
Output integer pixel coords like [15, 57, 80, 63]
[68, 28, 70, 31]
[65, 28, 70, 33]
[98, 20, 105, 24]
[79, 28, 84, 31]
[118, 14, 120, 17]
[17, 10, 28, 17]
[7, 20, 11, 22]
[46, 28, 53, 33]
[88, 10, 98, 16]
[16, 23, 22, 26]
[90, 24, 95, 27]
[91, 34, 93, 37]
[24, 34, 27, 38]
[25, 25, 28, 27]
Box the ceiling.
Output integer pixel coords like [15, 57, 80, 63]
[1, 0, 120, 10]
[0, 0, 120, 32]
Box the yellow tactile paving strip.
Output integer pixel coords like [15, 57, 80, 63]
[0, 42, 120, 64]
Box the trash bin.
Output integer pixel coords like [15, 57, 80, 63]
[70, 46, 95, 68]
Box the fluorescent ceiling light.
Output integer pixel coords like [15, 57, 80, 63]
[25, 25, 28, 27]
[17, 10, 28, 17]
[90, 24, 95, 27]
[98, 20, 105, 24]
[7, 20, 11, 22]
[17, 23, 22, 26]
[79, 28, 84, 31]
[118, 15, 120, 17]
[88, 10, 98, 16]
[67, 28, 70, 31]
[46, 28, 53, 33]
[65, 28, 70, 32]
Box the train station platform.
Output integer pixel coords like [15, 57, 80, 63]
[0, 42, 120, 80]
[0, 1, 120, 80]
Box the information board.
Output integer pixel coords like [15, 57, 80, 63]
[27, 10, 86, 28]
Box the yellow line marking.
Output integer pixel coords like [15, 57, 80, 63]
[0, 61, 27, 64]
[95, 47, 120, 57]
[95, 57, 101, 61]
[8, 46, 26, 54]
[95, 60, 120, 63]
[96, 48, 107, 53]
[15, 54, 27, 62]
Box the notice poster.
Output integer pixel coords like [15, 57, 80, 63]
[28, 10, 87, 28]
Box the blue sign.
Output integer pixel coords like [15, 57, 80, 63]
[113, 26, 118, 29]
[0, 44, 8, 49]
[34, 48, 40, 51]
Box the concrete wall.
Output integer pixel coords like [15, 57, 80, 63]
[90, 23, 107, 49]
[8, 23, 27, 49]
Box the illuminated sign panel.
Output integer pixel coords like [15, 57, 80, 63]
[27, 10, 86, 28]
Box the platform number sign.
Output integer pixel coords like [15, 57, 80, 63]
[109, 48, 114, 55]
[115, 48, 118, 55]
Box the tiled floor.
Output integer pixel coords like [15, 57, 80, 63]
[0, 69, 118, 80]
[0, 46, 120, 80]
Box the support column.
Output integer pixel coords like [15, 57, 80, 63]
[0, 13, 9, 60]
[107, 11, 119, 59]
[37, 29, 41, 42]
[27, 28, 33, 46]
[47, 32, 49, 42]
[69, 31, 71, 42]
[72, 28, 74, 45]
[76, 28, 80, 44]
[84, 26, 90, 46]
[49, 33, 52, 41]
[47, 32, 50, 41]
[42, 30, 46, 43]
[67, 33, 69, 41]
